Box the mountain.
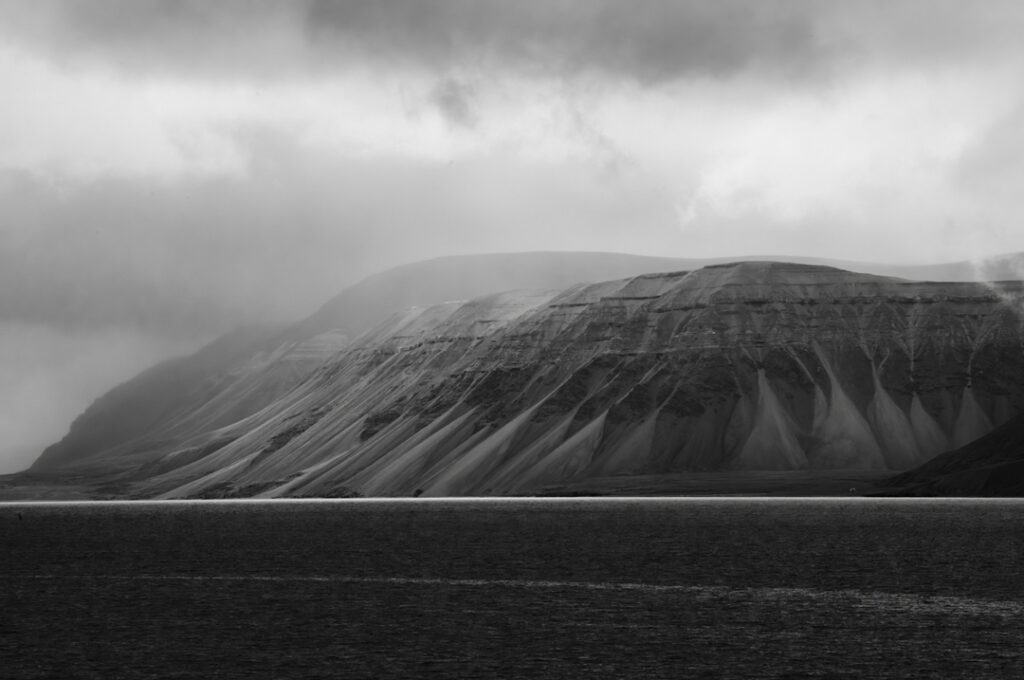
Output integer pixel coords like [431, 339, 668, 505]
[882, 414, 1024, 495]
[23, 252, 1024, 498]
[45, 260, 1016, 499]
[29, 252, 693, 475]
[30, 325, 288, 472]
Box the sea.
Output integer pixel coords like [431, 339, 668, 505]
[2, 498, 1022, 679]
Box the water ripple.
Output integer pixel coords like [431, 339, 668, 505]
[13, 573, 1023, 619]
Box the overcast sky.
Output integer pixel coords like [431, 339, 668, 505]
[3, 1, 1024, 471]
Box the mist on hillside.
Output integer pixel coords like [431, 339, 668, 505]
[5, 1, 1024, 471]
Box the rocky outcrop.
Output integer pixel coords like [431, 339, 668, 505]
[107, 261, 1024, 498]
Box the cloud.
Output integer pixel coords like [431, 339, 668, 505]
[305, 0, 831, 83]
[4, 1, 1024, 86]
[429, 77, 478, 129]
[0, 321, 189, 473]
[0, 122, 676, 334]
[0, 1, 888, 85]
[1, 1, 823, 82]
[955, 102, 1024, 201]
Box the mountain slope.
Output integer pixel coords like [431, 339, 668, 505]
[111, 261, 1024, 499]
[30, 252, 694, 474]
[30, 325, 286, 472]
[883, 414, 1024, 495]
[27, 252, 1024, 495]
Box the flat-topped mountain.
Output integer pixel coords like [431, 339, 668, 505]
[20, 254, 1024, 499]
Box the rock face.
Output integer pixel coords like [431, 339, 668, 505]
[72, 260, 1021, 499]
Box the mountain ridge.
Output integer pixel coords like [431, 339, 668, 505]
[30, 252, 697, 474]
[100, 261, 1024, 497]
[19, 253, 1024, 498]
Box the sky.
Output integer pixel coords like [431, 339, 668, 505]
[3, 0, 1024, 471]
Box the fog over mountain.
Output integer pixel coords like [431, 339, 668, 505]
[4, 2, 1024, 473]
[15, 256, 1024, 499]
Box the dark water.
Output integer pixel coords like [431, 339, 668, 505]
[2, 498, 1023, 679]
